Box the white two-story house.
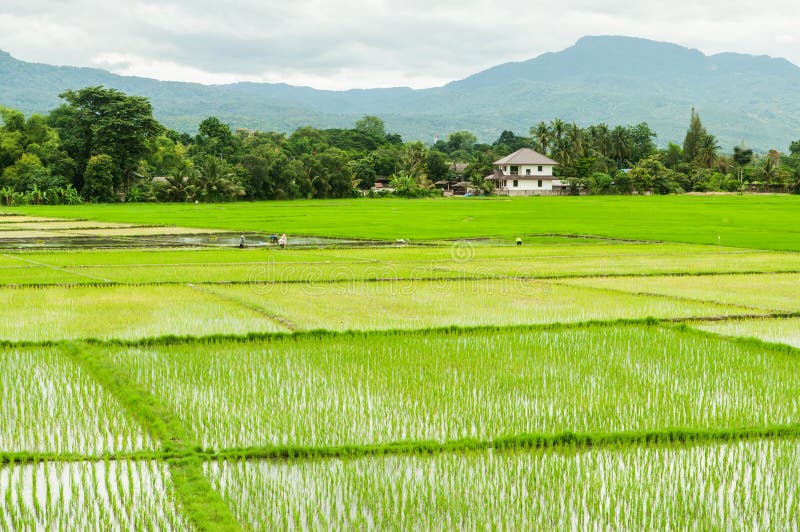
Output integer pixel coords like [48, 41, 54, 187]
[487, 148, 562, 195]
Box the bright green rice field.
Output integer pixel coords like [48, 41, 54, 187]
[1, 197, 799, 529]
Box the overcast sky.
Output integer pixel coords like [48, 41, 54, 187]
[1, 0, 798, 90]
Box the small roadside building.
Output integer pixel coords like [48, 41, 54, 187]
[487, 148, 565, 196]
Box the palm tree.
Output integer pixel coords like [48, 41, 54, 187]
[550, 118, 565, 144]
[162, 161, 198, 202]
[196, 155, 241, 200]
[696, 134, 720, 168]
[163, 172, 197, 202]
[760, 157, 780, 192]
[552, 139, 574, 168]
[531, 121, 550, 154]
[566, 123, 586, 159]
[610, 126, 632, 168]
[588, 123, 611, 157]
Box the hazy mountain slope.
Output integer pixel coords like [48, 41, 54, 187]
[1, 36, 799, 150]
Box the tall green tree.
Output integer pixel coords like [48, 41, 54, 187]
[445, 131, 478, 154]
[82, 154, 115, 202]
[682, 108, 707, 163]
[51, 86, 163, 194]
[195, 117, 237, 159]
[732, 142, 754, 189]
[626, 122, 657, 164]
[400, 141, 430, 187]
[320, 147, 356, 198]
[425, 150, 450, 183]
[354, 116, 386, 142]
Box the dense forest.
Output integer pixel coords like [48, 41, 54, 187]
[1, 86, 799, 205]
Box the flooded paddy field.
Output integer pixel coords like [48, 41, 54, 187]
[1, 209, 799, 529]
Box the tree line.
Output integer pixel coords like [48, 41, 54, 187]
[1, 86, 799, 205]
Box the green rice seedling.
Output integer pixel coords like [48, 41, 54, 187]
[561, 273, 800, 312]
[64, 226, 227, 237]
[0, 221, 135, 231]
[212, 279, 751, 331]
[0, 266, 89, 285]
[7, 195, 800, 251]
[439, 251, 800, 279]
[694, 317, 800, 348]
[0, 460, 190, 530]
[108, 326, 800, 449]
[205, 439, 800, 530]
[0, 347, 155, 454]
[0, 216, 62, 224]
[6, 244, 799, 286]
[0, 285, 288, 341]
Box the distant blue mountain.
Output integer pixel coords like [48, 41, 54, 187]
[2, 36, 799, 150]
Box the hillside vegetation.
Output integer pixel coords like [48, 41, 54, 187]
[2, 36, 800, 149]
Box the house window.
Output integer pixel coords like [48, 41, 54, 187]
[538, 165, 543, 172]
[510, 166, 519, 176]
[538, 180, 543, 187]
[513, 180, 518, 188]
[525, 168, 531, 175]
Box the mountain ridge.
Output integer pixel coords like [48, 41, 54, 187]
[1, 36, 799, 150]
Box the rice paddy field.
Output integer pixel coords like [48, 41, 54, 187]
[1, 198, 800, 530]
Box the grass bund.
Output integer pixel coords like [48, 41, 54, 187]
[2, 197, 800, 528]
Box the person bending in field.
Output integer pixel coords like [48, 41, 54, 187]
[239, 235, 246, 248]
[278, 234, 287, 248]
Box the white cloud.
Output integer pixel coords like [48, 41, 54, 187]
[1, 0, 799, 89]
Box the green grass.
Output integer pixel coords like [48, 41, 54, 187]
[7, 195, 800, 250]
[102, 326, 800, 449]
